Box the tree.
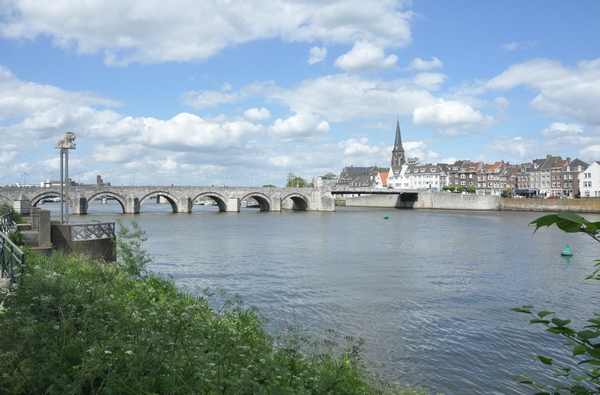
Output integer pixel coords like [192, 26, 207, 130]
[513, 212, 600, 394]
[468, 187, 476, 194]
[286, 173, 308, 188]
[456, 185, 464, 193]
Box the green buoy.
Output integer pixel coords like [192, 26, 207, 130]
[561, 243, 573, 256]
[384, 214, 389, 219]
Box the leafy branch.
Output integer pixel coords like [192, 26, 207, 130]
[512, 212, 600, 394]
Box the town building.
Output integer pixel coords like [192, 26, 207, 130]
[337, 166, 383, 189]
[580, 161, 600, 197]
[562, 159, 588, 198]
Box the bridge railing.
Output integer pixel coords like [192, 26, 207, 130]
[70, 222, 116, 241]
[0, 230, 25, 286]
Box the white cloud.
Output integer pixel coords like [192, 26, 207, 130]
[262, 74, 437, 122]
[134, 113, 262, 150]
[0, 151, 18, 165]
[0, 0, 413, 65]
[334, 41, 398, 73]
[0, 65, 120, 122]
[579, 145, 600, 162]
[338, 138, 379, 155]
[412, 72, 446, 90]
[540, 122, 584, 136]
[501, 41, 537, 52]
[270, 113, 329, 143]
[244, 107, 271, 121]
[409, 57, 443, 71]
[181, 89, 243, 109]
[308, 46, 327, 64]
[413, 99, 495, 129]
[485, 58, 600, 125]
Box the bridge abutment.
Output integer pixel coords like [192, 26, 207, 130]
[310, 189, 335, 211]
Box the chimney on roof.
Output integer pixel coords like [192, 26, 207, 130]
[547, 154, 552, 159]
[566, 157, 571, 164]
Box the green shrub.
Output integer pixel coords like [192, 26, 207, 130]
[7, 230, 22, 246]
[0, 203, 25, 225]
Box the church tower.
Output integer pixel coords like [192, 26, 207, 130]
[391, 119, 406, 167]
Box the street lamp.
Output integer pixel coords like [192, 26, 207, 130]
[21, 172, 28, 186]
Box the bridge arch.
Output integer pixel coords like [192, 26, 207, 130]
[139, 190, 181, 213]
[192, 192, 229, 212]
[30, 191, 62, 207]
[240, 192, 273, 211]
[86, 191, 128, 213]
[281, 193, 310, 210]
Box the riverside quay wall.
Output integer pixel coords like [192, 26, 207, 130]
[340, 191, 600, 213]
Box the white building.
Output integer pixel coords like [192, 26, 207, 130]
[580, 161, 600, 197]
[388, 162, 447, 190]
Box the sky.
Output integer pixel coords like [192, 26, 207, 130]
[1, 0, 600, 188]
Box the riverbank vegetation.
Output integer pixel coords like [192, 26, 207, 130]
[0, 222, 430, 394]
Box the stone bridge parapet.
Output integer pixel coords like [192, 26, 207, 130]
[0, 185, 335, 214]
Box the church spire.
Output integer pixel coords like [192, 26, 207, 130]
[393, 119, 404, 152]
[391, 119, 406, 167]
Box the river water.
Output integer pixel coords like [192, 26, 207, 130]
[42, 200, 600, 394]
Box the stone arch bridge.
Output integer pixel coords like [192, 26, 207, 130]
[0, 185, 335, 214]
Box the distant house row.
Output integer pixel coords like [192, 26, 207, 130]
[334, 121, 600, 198]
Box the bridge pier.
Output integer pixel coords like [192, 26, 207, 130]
[125, 197, 140, 214]
[177, 197, 192, 213]
[226, 197, 240, 212]
[310, 189, 335, 211]
[71, 197, 88, 215]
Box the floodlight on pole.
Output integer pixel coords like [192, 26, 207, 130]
[55, 132, 76, 224]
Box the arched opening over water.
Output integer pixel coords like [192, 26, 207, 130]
[240, 192, 272, 211]
[191, 192, 228, 212]
[30, 191, 62, 207]
[140, 191, 180, 213]
[281, 193, 309, 210]
[87, 192, 127, 214]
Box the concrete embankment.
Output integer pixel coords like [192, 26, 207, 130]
[340, 191, 600, 213]
[499, 197, 600, 213]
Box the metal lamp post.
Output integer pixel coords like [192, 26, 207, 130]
[55, 132, 76, 224]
